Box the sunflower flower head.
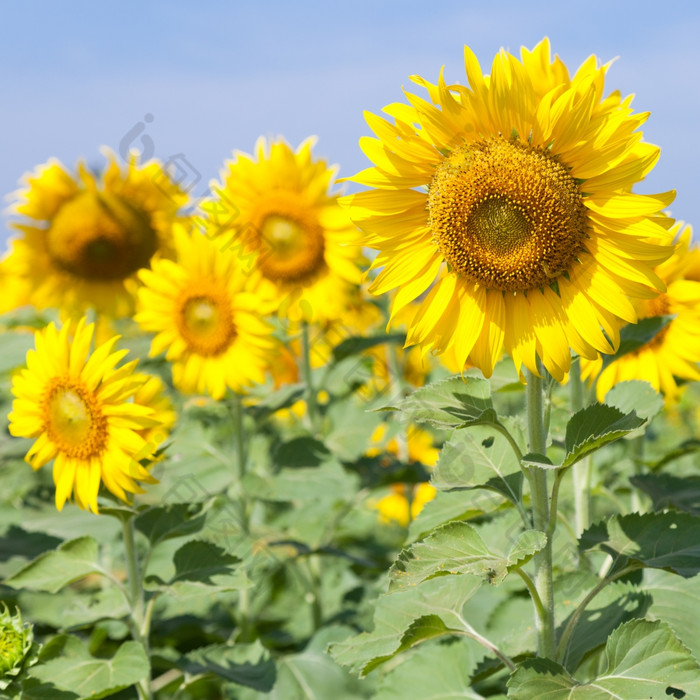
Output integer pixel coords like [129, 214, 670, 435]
[581, 224, 700, 402]
[8, 320, 167, 513]
[348, 38, 675, 382]
[201, 137, 365, 323]
[135, 226, 280, 400]
[4, 151, 188, 318]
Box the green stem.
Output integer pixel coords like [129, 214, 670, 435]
[555, 564, 640, 664]
[300, 322, 321, 435]
[569, 357, 591, 536]
[230, 394, 252, 639]
[122, 515, 152, 700]
[526, 369, 555, 659]
[630, 435, 646, 514]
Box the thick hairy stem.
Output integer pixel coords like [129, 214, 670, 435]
[526, 369, 555, 659]
[301, 322, 321, 435]
[569, 357, 591, 536]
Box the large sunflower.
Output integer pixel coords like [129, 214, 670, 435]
[581, 225, 700, 401]
[4, 151, 188, 318]
[8, 320, 166, 513]
[202, 137, 364, 323]
[346, 39, 675, 381]
[135, 226, 279, 399]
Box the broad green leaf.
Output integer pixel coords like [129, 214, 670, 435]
[631, 473, 700, 516]
[256, 626, 370, 699]
[432, 424, 523, 504]
[601, 315, 673, 370]
[645, 569, 700, 662]
[145, 540, 248, 594]
[10, 678, 78, 700]
[29, 636, 149, 699]
[4, 537, 104, 593]
[375, 639, 484, 700]
[385, 376, 493, 429]
[135, 502, 207, 545]
[407, 489, 507, 542]
[390, 522, 545, 590]
[508, 620, 700, 698]
[561, 403, 644, 468]
[330, 574, 483, 676]
[604, 380, 664, 422]
[580, 512, 700, 577]
[332, 333, 405, 361]
[180, 640, 276, 691]
[18, 587, 129, 629]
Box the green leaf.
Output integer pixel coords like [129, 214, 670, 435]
[332, 333, 405, 361]
[385, 376, 493, 429]
[580, 512, 700, 578]
[146, 540, 248, 594]
[375, 639, 484, 700]
[330, 575, 483, 676]
[601, 315, 674, 370]
[407, 489, 507, 542]
[135, 503, 207, 546]
[29, 636, 149, 699]
[432, 424, 524, 504]
[508, 620, 700, 698]
[644, 569, 700, 663]
[561, 403, 644, 468]
[4, 537, 103, 593]
[604, 380, 664, 422]
[390, 522, 545, 590]
[631, 473, 700, 516]
[180, 640, 276, 691]
[260, 626, 369, 699]
[247, 382, 306, 416]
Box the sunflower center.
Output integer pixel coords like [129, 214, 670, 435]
[428, 137, 588, 292]
[175, 283, 237, 356]
[47, 191, 158, 281]
[42, 379, 108, 459]
[256, 209, 326, 284]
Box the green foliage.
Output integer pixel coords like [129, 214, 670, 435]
[5, 537, 104, 593]
[29, 635, 149, 699]
[580, 512, 700, 577]
[561, 403, 645, 469]
[508, 620, 700, 698]
[385, 376, 494, 429]
[390, 522, 545, 589]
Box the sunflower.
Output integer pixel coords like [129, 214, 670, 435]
[4, 151, 188, 318]
[581, 225, 700, 401]
[135, 226, 279, 399]
[202, 137, 364, 323]
[346, 38, 675, 381]
[8, 320, 166, 513]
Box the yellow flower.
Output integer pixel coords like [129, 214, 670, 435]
[8, 320, 165, 513]
[4, 151, 188, 318]
[346, 38, 675, 381]
[202, 137, 364, 323]
[370, 424, 439, 526]
[581, 225, 700, 401]
[135, 226, 279, 399]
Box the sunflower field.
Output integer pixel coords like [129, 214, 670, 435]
[3, 38, 700, 699]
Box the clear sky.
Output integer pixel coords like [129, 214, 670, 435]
[2, 0, 698, 250]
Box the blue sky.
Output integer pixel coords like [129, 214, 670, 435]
[2, 0, 699, 249]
